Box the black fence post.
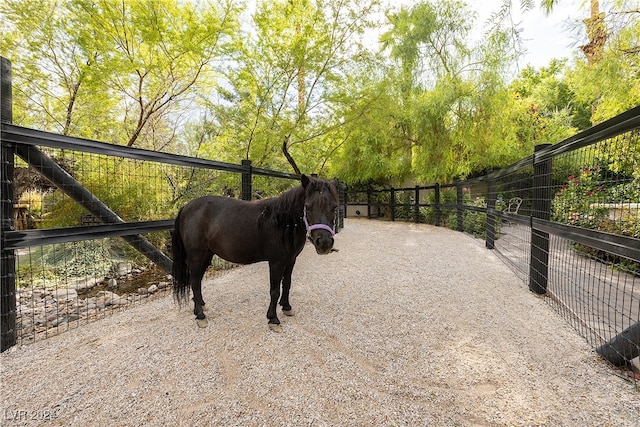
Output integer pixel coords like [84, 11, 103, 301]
[456, 183, 464, 232]
[529, 143, 553, 294]
[367, 187, 372, 219]
[414, 185, 420, 223]
[338, 182, 346, 229]
[241, 159, 252, 201]
[390, 187, 395, 221]
[1, 56, 16, 352]
[485, 179, 496, 249]
[434, 183, 441, 226]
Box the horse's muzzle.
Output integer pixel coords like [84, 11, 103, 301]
[311, 232, 334, 255]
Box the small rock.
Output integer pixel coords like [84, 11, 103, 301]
[112, 297, 128, 306]
[18, 306, 32, 316]
[71, 277, 99, 291]
[147, 284, 158, 293]
[157, 282, 169, 289]
[99, 291, 119, 300]
[107, 278, 118, 290]
[51, 316, 68, 327]
[137, 287, 149, 295]
[117, 262, 133, 276]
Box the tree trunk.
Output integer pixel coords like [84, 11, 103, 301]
[581, 0, 607, 64]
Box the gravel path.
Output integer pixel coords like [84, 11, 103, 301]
[2, 219, 639, 426]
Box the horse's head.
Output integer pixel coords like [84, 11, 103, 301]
[301, 175, 339, 255]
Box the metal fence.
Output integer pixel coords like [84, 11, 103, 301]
[1, 57, 348, 350]
[346, 106, 640, 384]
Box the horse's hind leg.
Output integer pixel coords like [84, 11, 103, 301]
[279, 260, 296, 316]
[189, 252, 213, 328]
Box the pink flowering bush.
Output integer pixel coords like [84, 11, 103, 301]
[553, 167, 639, 274]
[552, 168, 609, 228]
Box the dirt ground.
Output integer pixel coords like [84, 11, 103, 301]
[1, 219, 639, 426]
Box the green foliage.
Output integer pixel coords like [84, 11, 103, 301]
[510, 60, 591, 141]
[564, 1, 640, 124]
[2, 0, 639, 190]
[421, 187, 457, 226]
[17, 240, 116, 288]
[43, 154, 178, 228]
[205, 0, 382, 175]
[552, 167, 640, 229]
[1, 0, 240, 149]
[455, 193, 500, 238]
[552, 168, 640, 274]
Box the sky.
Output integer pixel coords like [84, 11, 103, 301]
[478, 0, 580, 69]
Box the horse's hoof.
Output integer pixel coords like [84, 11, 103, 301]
[282, 309, 295, 316]
[268, 323, 283, 333]
[196, 318, 208, 328]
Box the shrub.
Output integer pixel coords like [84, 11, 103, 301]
[553, 168, 639, 275]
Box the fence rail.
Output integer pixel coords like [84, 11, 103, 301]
[0, 57, 345, 351]
[346, 106, 640, 381]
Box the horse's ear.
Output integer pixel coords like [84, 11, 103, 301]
[331, 178, 339, 188]
[301, 174, 310, 189]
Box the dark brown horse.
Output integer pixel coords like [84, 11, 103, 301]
[172, 175, 339, 330]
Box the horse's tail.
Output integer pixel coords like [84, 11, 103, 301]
[172, 209, 190, 305]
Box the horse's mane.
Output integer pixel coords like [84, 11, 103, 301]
[256, 185, 306, 232]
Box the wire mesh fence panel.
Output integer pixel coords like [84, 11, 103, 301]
[10, 142, 250, 344]
[345, 108, 640, 383]
[545, 131, 639, 377]
[546, 235, 639, 344]
[14, 237, 173, 345]
[492, 167, 534, 284]
[3, 129, 305, 347]
[419, 186, 440, 226]
[551, 134, 640, 235]
[251, 174, 300, 200]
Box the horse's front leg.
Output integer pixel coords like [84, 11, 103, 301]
[279, 260, 296, 316]
[267, 262, 285, 331]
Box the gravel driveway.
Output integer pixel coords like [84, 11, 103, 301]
[2, 219, 639, 426]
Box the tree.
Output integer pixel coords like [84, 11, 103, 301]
[511, 59, 591, 131]
[1, 0, 240, 150]
[0, 0, 112, 135]
[567, 28, 639, 122]
[69, 0, 240, 149]
[553, 0, 640, 123]
[203, 0, 382, 175]
[371, 0, 530, 183]
[541, 0, 607, 64]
